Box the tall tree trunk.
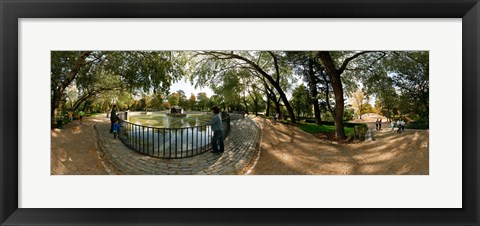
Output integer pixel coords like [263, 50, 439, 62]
[318, 52, 346, 139]
[265, 93, 271, 116]
[274, 97, 281, 115]
[51, 91, 62, 120]
[308, 59, 322, 124]
[242, 97, 249, 114]
[318, 51, 371, 139]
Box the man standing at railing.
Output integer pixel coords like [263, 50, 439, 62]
[206, 106, 224, 154]
[110, 104, 117, 133]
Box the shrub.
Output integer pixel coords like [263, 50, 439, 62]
[351, 123, 369, 140]
[343, 108, 355, 121]
[406, 118, 429, 129]
[299, 121, 368, 141]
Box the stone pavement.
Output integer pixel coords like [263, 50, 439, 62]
[93, 115, 261, 175]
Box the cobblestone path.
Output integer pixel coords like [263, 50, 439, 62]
[94, 115, 260, 175]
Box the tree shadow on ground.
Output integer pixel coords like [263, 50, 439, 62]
[251, 117, 429, 175]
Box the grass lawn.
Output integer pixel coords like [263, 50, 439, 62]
[260, 115, 366, 140]
[299, 122, 354, 136]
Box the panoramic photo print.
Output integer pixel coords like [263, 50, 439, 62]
[51, 51, 429, 175]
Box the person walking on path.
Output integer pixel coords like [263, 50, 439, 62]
[375, 119, 379, 130]
[397, 119, 402, 133]
[206, 106, 224, 154]
[391, 120, 395, 132]
[401, 119, 406, 132]
[379, 119, 382, 130]
[110, 105, 117, 133]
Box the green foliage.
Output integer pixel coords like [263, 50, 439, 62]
[361, 51, 429, 119]
[188, 93, 197, 110]
[194, 51, 298, 123]
[351, 124, 369, 140]
[322, 108, 355, 121]
[291, 84, 312, 118]
[343, 108, 355, 121]
[196, 92, 209, 111]
[350, 87, 372, 118]
[300, 123, 336, 133]
[52, 50, 429, 139]
[406, 118, 429, 129]
[299, 121, 362, 138]
[210, 69, 247, 111]
[51, 51, 185, 117]
[138, 94, 151, 111]
[208, 95, 223, 110]
[150, 93, 165, 110]
[168, 93, 180, 107]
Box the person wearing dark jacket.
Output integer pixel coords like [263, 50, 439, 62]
[206, 106, 224, 153]
[110, 105, 117, 133]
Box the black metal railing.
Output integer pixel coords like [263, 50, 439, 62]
[116, 113, 230, 159]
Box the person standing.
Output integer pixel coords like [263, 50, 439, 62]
[375, 119, 379, 130]
[401, 119, 406, 132]
[113, 120, 120, 139]
[206, 106, 224, 154]
[79, 111, 85, 125]
[67, 111, 73, 122]
[379, 119, 382, 130]
[391, 120, 395, 132]
[110, 105, 117, 133]
[397, 119, 402, 133]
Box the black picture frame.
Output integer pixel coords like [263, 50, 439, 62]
[1, 0, 478, 225]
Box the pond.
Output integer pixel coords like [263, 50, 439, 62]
[118, 112, 226, 158]
[128, 113, 212, 128]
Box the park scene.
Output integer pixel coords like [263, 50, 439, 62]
[51, 51, 429, 175]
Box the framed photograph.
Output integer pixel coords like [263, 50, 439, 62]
[1, 0, 478, 225]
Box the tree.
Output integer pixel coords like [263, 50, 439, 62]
[210, 69, 246, 112]
[291, 84, 312, 118]
[317, 51, 373, 139]
[175, 90, 188, 108]
[71, 68, 125, 111]
[188, 93, 197, 110]
[51, 51, 184, 119]
[360, 51, 428, 120]
[138, 93, 151, 111]
[168, 92, 180, 107]
[51, 51, 93, 119]
[195, 51, 298, 123]
[197, 92, 209, 111]
[350, 87, 370, 119]
[247, 83, 265, 115]
[387, 51, 429, 118]
[151, 93, 165, 110]
[286, 52, 324, 124]
[209, 95, 224, 110]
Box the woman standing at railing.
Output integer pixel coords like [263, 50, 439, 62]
[206, 106, 224, 154]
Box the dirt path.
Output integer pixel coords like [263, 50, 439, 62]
[51, 114, 429, 175]
[250, 117, 429, 175]
[51, 116, 108, 175]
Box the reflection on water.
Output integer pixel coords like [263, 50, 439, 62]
[129, 114, 211, 128]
